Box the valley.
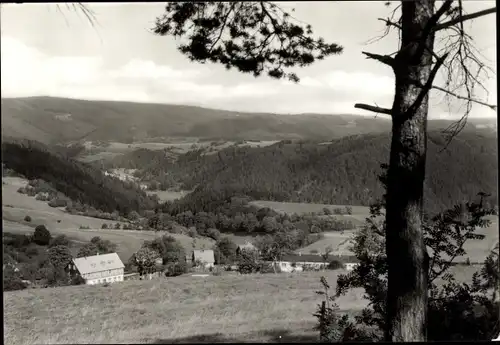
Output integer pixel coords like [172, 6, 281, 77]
[2, 97, 498, 344]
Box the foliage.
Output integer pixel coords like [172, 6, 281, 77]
[132, 247, 161, 275]
[214, 237, 238, 265]
[148, 131, 496, 217]
[143, 235, 186, 265]
[164, 261, 188, 277]
[33, 225, 51, 246]
[3, 266, 28, 292]
[153, 2, 342, 82]
[24, 215, 32, 222]
[237, 248, 260, 274]
[1, 140, 158, 216]
[327, 259, 344, 271]
[47, 245, 73, 269]
[49, 235, 70, 248]
[314, 177, 499, 340]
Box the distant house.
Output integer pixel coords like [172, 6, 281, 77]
[192, 249, 215, 269]
[275, 253, 328, 272]
[236, 242, 258, 256]
[68, 252, 125, 285]
[272, 253, 360, 273]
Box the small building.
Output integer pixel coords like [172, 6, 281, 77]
[192, 249, 215, 269]
[272, 253, 360, 273]
[236, 242, 258, 256]
[68, 252, 125, 285]
[276, 253, 329, 272]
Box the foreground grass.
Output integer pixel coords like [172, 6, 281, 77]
[4, 271, 366, 344]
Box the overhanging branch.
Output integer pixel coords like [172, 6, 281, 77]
[434, 7, 496, 31]
[362, 51, 396, 68]
[432, 85, 497, 111]
[354, 103, 392, 116]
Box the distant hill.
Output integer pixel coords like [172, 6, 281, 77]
[2, 96, 494, 144]
[111, 130, 497, 216]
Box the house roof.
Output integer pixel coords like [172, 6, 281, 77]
[72, 252, 124, 275]
[193, 250, 215, 263]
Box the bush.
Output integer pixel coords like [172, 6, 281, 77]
[24, 215, 32, 222]
[32, 225, 51, 246]
[114, 223, 121, 230]
[207, 228, 221, 241]
[164, 261, 188, 277]
[48, 198, 68, 208]
[49, 235, 70, 248]
[101, 223, 108, 229]
[327, 259, 344, 270]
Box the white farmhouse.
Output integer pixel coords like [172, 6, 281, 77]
[69, 252, 125, 285]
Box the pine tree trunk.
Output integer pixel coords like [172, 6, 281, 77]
[385, 0, 435, 341]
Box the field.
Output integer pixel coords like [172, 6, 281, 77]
[296, 230, 358, 255]
[4, 271, 366, 344]
[146, 190, 191, 202]
[250, 200, 371, 225]
[78, 140, 280, 163]
[2, 177, 214, 262]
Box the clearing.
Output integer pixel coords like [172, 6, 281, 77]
[4, 271, 366, 344]
[250, 200, 371, 226]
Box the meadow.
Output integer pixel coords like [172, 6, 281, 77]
[2, 177, 215, 262]
[4, 271, 366, 344]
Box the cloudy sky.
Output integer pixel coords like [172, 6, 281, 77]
[1, 2, 497, 118]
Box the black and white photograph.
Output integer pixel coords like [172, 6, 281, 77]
[1, 1, 499, 343]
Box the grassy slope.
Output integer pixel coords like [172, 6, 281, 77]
[2, 177, 214, 262]
[3, 265, 485, 345]
[4, 271, 366, 344]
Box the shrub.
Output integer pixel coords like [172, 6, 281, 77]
[24, 215, 32, 222]
[48, 198, 68, 208]
[207, 228, 221, 241]
[79, 225, 90, 230]
[101, 223, 108, 229]
[323, 207, 332, 215]
[114, 223, 121, 230]
[165, 261, 188, 277]
[49, 235, 70, 248]
[187, 227, 197, 238]
[327, 259, 344, 270]
[32, 225, 51, 246]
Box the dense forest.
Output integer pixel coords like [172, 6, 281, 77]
[1, 140, 158, 216]
[103, 130, 498, 216]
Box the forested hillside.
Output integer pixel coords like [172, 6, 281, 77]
[107, 130, 497, 216]
[1, 140, 158, 216]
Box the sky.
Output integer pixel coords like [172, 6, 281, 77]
[1, 1, 497, 118]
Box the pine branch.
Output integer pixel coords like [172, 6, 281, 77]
[432, 85, 497, 110]
[434, 7, 497, 31]
[361, 51, 396, 68]
[354, 103, 392, 116]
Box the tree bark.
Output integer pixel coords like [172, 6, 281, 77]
[385, 0, 435, 341]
